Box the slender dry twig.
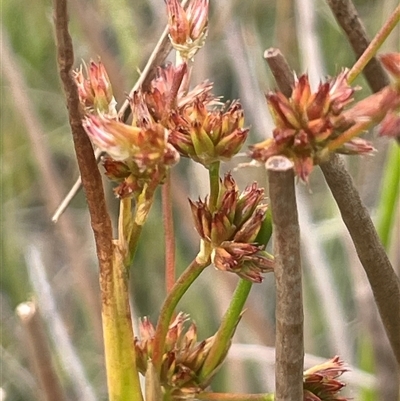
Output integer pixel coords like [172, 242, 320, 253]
[267, 156, 304, 401]
[326, 0, 390, 92]
[16, 302, 68, 401]
[52, 0, 114, 283]
[320, 155, 400, 365]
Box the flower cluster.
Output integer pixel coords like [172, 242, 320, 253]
[129, 63, 248, 168]
[166, 0, 209, 60]
[135, 313, 228, 399]
[303, 356, 349, 401]
[83, 115, 179, 199]
[249, 71, 375, 181]
[132, 63, 214, 126]
[190, 173, 274, 282]
[169, 100, 249, 167]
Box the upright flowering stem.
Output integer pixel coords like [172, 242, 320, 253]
[267, 156, 304, 401]
[208, 161, 221, 212]
[199, 279, 252, 382]
[103, 247, 144, 401]
[52, 2, 143, 400]
[152, 258, 210, 374]
[347, 5, 400, 85]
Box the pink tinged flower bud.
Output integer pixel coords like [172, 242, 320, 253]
[186, 0, 209, 40]
[233, 207, 266, 243]
[73, 60, 116, 116]
[306, 82, 330, 121]
[267, 92, 300, 129]
[166, 0, 190, 45]
[214, 128, 249, 160]
[166, 0, 209, 59]
[303, 356, 349, 401]
[292, 74, 311, 111]
[235, 183, 264, 225]
[83, 115, 140, 161]
[212, 242, 274, 283]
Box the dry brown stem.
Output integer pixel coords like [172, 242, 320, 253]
[267, 156, 304, 401]
[52, 0, 114, 300]
[320, 155, 400, 365]
[326, 0, 390, 92]
[264, 48, 295, 97]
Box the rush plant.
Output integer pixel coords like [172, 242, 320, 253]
[7, 1, 399, 401]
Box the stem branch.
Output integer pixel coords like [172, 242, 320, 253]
[152, 258, 210, 373]
[267, 156, 303, 401]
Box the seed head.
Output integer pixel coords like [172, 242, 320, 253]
[303, 356, 349, 401]
[83, 115, 180, 198]
[134, 313, 228, 398]
[73, 60, 116, 117]
[170, 100, 249, 167]
[249, 71, 375, 181]
[189, 173, 274, 282]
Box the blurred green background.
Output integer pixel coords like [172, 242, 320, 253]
[1, 0, 399, 400]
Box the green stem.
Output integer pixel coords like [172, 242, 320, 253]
[347, 5, 400, 84]
[208, 161, 221, 212]
[102, 247, 144, 401]
[152, 258, 210, 373]
[376, 144, 400, 249]
[199, 279, 252, 382]
[196, 393, 274, 400]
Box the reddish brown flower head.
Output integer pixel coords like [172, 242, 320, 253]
[83, 115, 180, 199]
[303, 356, 349, 401]
[170, 100, 249, 167]
[135, 63, 214, 126]
[212, 242, 274, 283]
[166, 0, 209, 59]
[73, 60, 116, 116]
[134, 313, 228, 398]
[189, 173, 274, 282]
[249, 71, 375, 181]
